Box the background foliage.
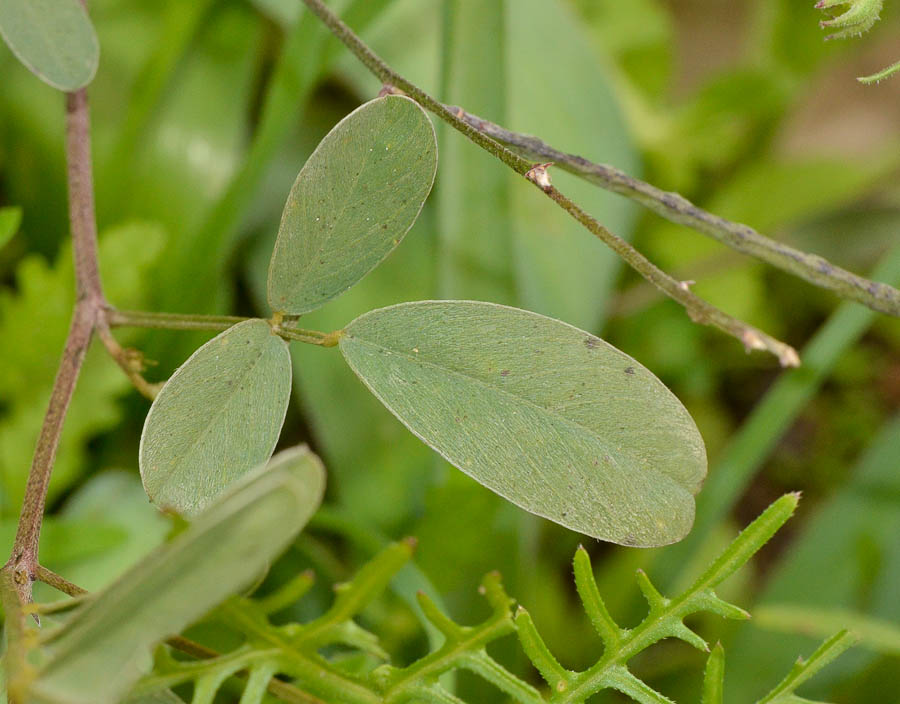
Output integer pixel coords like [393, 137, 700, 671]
[1, 0, 899, 701]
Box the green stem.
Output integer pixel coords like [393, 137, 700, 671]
[34, 565, 87, 596]
[858, 58, 900, 84]
[556, 495, 798, 702]
[107, 308, 250, 331]
[0, 570, 31, 703]
[298, 0, 800, 366]
[107, 308, 341, 346]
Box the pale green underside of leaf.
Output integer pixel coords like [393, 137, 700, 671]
[267, 94, 437, 314]
[340, 301, 706, 546]
[139, 319, 291, 516]
[30, 446, 325, 704]
[0, 0, 98, 91]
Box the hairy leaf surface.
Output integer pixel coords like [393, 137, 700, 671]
[140, 319, 291, 516]
[267, 95, 437, 314]
[340, 301, 706, 546]
[31, 446, 325, 704]
[0, 0, 99, 90]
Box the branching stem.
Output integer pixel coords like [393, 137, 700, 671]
[108, 308, 340, 346]
[448, 105, 900, 318]
[106, 308, 249, 332]
[298, 0, 800, 366]
[2, 81, 108, 604]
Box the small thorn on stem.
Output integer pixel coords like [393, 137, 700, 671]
[525, 162, 554, 191]
[677, 279, 696, 292]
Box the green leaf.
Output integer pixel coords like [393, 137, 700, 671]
[139, 319, 292, 516]
[725, 413, 900, 698]
[0, 0, 99, 91]
[754, 605, 900, 657]
[0, 518, 125, 567]
[757, 631, 857, 704]
[438, 0, 515, 304]
[702, 643, 726, 704]
[30, 445, 325, 704]
[0, 206, 22, 249]
[123, 689, 185, 704]
[506, 0, 639, 330]
[58, 472, 170, 591]
[339, 301, 706, 545]
[267, 95, 437, 314]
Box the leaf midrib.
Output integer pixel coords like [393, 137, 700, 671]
[146, 330, 284, 500]
[343, 333, 686, 489]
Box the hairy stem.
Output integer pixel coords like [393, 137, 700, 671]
[108, 308, 341, 346]
[1, 570, 30, 703]
[66, 87, 104, 305]
[3, 78, 107, 603]
[3, 289, 96, 605]
[299, 0, 799, 365]
[106, 308, 249, 332]
[448, 105, 900, 318]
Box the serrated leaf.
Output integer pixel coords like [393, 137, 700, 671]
[339, 301, 706, 546]
[0, 0, 99, 91]
[30, 446, 325, 704]
[267, 95, 437, 314]
[139, 319, 291, 516]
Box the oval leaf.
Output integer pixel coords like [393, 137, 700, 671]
[267, 95, 437, 314]
[0, 0, 99, 91]
[140, 319, 291, 516]
[32, 446, 325, 704]
[339, 301, 707, 546]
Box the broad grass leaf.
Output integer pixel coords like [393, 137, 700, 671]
[30, 446, 325, 704]
[267, 95, 437, 314]
[59, 472, 170, 591]
[0, 0, 98, 91]
[340, 301, 706, 546]
[139, 319, 291, 516]
[506, 0, 639, 330]
[438, 0, 515, 304]
[726, 414, 900, 699]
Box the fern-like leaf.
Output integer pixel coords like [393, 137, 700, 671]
[122, 494, 853, 704]
[815, 0, 899, 82]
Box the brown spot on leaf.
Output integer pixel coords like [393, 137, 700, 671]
[500, 369, 510, 377]
[624, 367, 635, 375]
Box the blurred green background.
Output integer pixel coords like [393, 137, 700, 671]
[1, 0, 899, 701]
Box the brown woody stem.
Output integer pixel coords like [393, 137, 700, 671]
[3, 84, 108, 603]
